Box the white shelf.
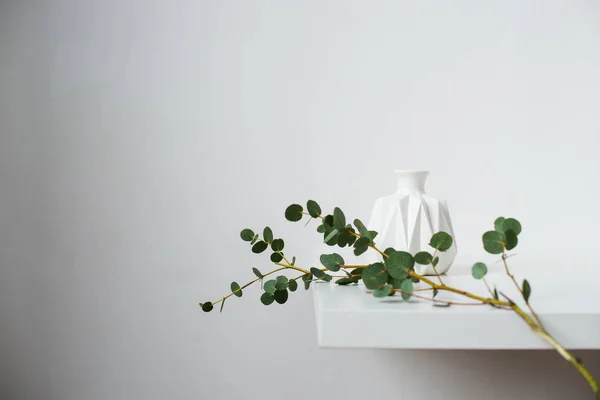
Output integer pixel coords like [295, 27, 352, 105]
[313, 267, 600, 349]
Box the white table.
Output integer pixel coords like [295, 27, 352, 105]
[313, 266, 600, 349]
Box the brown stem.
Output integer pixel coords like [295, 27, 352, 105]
[501, 250, 546, 330]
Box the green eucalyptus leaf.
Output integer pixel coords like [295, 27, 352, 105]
[275, 275, 288, 290]
[482, 231, 505, 254]
[307, 200, 322, 218]
[493, 287, 499, 301]
[264, 280, 277, 294]
[523, 279, 531, 302]
[263, 227, 273, 243]
[270, 252, 283, 263]
[320, 253, 344, 272]
[505, 230, 518, 251]
[310, 267, 326, 279]
[388, 276, 404, 289]
[316, 224, 325, 233]
[291, 256, 296, 265]
[494, 217, 506, 232]
[333, 207, 346, 230]
[288, 279, 298, 292]
[362, 263, 388, 290]
[240, 229, 255, 242]
[432, 257, 439, 267]
[252, 267, 263, 278]
[414, 251, 433, 265]
[366, 230, 378, 243]
[323, 215, 334, 228]
[353, 237, 370, 256]
[274, 289, 289, 304]
[354, 218, 369, 236]
[503, 218, 522, 235]
[200, 302, 214, 312]
[429, 232, 453, 252]
[351, 268, 363, 278]
[386, 251, 414, 279]
[321, 274, 333, 282]
[400, 279, 413, 301]
[271, 238, 284, 252]
[433, 303, 451, 308]
[374, 286, 393, 298]
[220, 298, 226, 313]
[252, 241, 268, 254]
[471, 262, 488, 280]
[231, 281, 243, 297]
[433, 288, 439, 298]
[302, 274, 313, 290]
[324, 228, 339, 244]
[335, 277, 358, 285]
[260, 292, 274, 305]
[337, 230, 352, 248]
[285, 204, 304, 222]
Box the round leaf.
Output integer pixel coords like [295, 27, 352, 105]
[373, 286, 392, 298]
[503, 218, 522, 235]
[240, 229, 255, 242]
[260, 292, 274, 305]
[307, 200, 321, 218]
[494, 217, 506, 232]
[230, 281, 243, 297]
[252, 241, 268, 254]
[264, 279, 277, 294]
[274, 289, 288, 304]
[471, 262, 488, 279]
[362, 263, 388, 290]
[414, 251, 433, 265]
[432, 256, 439, 267]
[316, 224, 325, 233]
[275, 275, 288, 290]
[505, 230, 518, 251]
[271, 239, 284, 252]
[270, 252, 283, 263]
[400, 279, 413, 301]
[285, 204, 303, 222]
[288, 279, 298, 292]
[201, 302, 213, 312]
[429, 232, 453, 252]
[263, 227, 273, 243]
[482, 231, 505, 254]
[385, 251, 414, 279]
[320, 253, 345, 272]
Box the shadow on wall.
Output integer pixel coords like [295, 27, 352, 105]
[374, 349, 600, 399]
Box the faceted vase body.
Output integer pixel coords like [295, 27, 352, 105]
[365, 171, 457, 275]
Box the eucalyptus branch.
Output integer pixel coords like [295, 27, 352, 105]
[199, 200, 600, 398]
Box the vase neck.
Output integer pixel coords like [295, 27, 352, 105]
[395, 170, 429, 193]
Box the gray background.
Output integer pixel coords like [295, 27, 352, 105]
[1, 1, 600, 399]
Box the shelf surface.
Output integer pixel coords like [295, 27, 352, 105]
[313, 266, 600, 349]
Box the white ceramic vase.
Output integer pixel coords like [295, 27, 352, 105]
[365, 170, 457, 275]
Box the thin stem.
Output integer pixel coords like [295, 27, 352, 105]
[501, 292, 599, 397]
[501, 250, 545, 330]
[481, 276, 494, 297]
[390, 289, 488, 306]
[274, 262, 310, 275]
[211, 267, 287, 306]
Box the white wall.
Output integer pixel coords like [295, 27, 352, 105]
[1, 1, 600, 399]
